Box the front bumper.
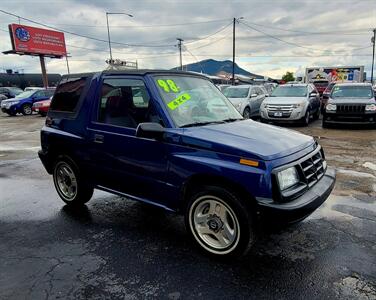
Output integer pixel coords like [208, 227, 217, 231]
[261, 109, 304, 121]
[257, 167, 336, 223]
[323, 112, 376, 124]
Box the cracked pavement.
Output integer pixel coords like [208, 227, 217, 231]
[0, 114, 375, 299]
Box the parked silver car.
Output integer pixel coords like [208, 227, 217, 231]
[223, 85, 267, 118]
[260, 84, 320, 126]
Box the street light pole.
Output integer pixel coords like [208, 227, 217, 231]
[106, 12, 133, 61]
[371, 28, 376, 84]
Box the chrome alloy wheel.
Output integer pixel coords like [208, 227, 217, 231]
[54, 162, 78, 201]
[189, 196, 240, 254]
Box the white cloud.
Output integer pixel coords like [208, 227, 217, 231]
[0, 0, 375, 78]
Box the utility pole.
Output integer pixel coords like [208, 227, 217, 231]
[232, 18, 236, 85]
[371, 28, 376, 84]
[177, 38, 184, 70]
[232, 17, 243, 85]
[65, 53, 71, 74]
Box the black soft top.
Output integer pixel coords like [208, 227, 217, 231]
[60, 70, 209, 80]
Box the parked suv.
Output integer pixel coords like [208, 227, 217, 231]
[39, 70, 335, 258]
[1, 88, 55, 116]
[322, 83, 376, 127]
[223, 85, 267, 118]
[260, 84, 321, 126]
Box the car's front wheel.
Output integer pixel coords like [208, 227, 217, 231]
[243, 107, 251, 119]
[53, 156, 93, 206]
[301, 110, 310, 126]
[185, 186, 255, 258]
[21, 103, 32, 115]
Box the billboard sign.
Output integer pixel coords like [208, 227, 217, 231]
[8, 23, 66, 57]
[305, 66, 365, 83]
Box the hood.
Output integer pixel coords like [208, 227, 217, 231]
[228, 98, 248, 104]
[263, 96, 306, 105]
[328, 97, 376, 105]
[177, 119, 315, 161]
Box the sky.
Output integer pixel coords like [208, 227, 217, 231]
[0, 0, 375, 79]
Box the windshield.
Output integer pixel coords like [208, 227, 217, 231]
[223, 87, 249, 98]
[15, 90, 35, 99]
[331, 85, 373, 99]
[271, 86, 307, 97]
[154, 75, 243, 128]
[10, 88, 23, 95]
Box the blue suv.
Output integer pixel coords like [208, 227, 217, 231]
[39, 70, 335, 257]
[1, 88, 55, 116]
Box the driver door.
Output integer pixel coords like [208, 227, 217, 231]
[87, 76, 172, 207]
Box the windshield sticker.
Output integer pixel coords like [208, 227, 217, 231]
[167, 93, 191, 110]
[157, 79, 180, 93]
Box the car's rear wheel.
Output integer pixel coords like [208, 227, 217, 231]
[243, 107, 251, 119]
[185, 186, 255, 258]
[21, 103, 32, 115]
[53, 156, 93, 206]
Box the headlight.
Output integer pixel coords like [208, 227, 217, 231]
[292, 103, 302, 109]
[365, 104, 376, 111]
[234, 103, 242, 111]
[277, 167, 300, 190]
[326, 104, 337, 111]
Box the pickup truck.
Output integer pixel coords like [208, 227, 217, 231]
[39, 70, 335, 258]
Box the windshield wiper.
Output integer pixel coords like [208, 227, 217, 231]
[222, 118, 243, 123]
[180, 120, 226, 128]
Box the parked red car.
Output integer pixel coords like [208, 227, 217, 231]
[32, 97, 51, 116]
[312, 80, 329, 96]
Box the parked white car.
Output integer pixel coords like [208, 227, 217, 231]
[223, 85, 267, 118]
[260, 84, 321, 126]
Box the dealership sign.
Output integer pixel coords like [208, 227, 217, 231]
[8, 23, 67, 57]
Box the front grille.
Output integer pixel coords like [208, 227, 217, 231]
[337, 105, 365, 113]
[266, 104, 294, 118]
[300, 150, 325, 187]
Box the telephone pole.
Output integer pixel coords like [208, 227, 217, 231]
[371, 28, 376, 84]
[177, 38, 184, 70]
[232, 17, 243, 85]
[232, 18, 236, 85]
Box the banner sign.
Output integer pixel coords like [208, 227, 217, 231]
[8, 23, 67, 57]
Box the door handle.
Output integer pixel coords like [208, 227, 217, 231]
[94, 134, 104, 144]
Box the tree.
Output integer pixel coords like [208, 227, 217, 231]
[282, 71, 295, 82]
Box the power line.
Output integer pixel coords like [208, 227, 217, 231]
[239, 20, 371, 53]
[239, 20, 370, 36]
[0, 9, 175, 48]
[184, 22, 233, 44]
[44, 18, 232, 28]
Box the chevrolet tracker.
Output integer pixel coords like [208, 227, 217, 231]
[39, 70, 336, 257]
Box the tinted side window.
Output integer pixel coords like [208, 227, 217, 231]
[98, 78, 152, 128]
[50, 77, 87, 112]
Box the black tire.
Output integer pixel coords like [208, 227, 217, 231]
[39, 112, 47, 117]
[185, 185, 255, 258]
[313, 108, 320, 120]
[243, 107, 251, 119]
[21, 103, 32, 115]
[53, 155, 93, 206]
[301, 110, 310, 126]
[322, 117, 330, 128]
[7, 112, 16, 116]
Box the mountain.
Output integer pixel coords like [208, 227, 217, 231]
[171, 59, 264, 79]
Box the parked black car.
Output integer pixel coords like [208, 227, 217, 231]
[322, 83, 376, 127]
[0, 86, 23, 99]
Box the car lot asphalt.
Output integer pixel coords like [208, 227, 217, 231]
[0, 113, 375, 299]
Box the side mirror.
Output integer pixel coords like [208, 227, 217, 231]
[136, 122, 165, 140]
[250, 93, 258, 98]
